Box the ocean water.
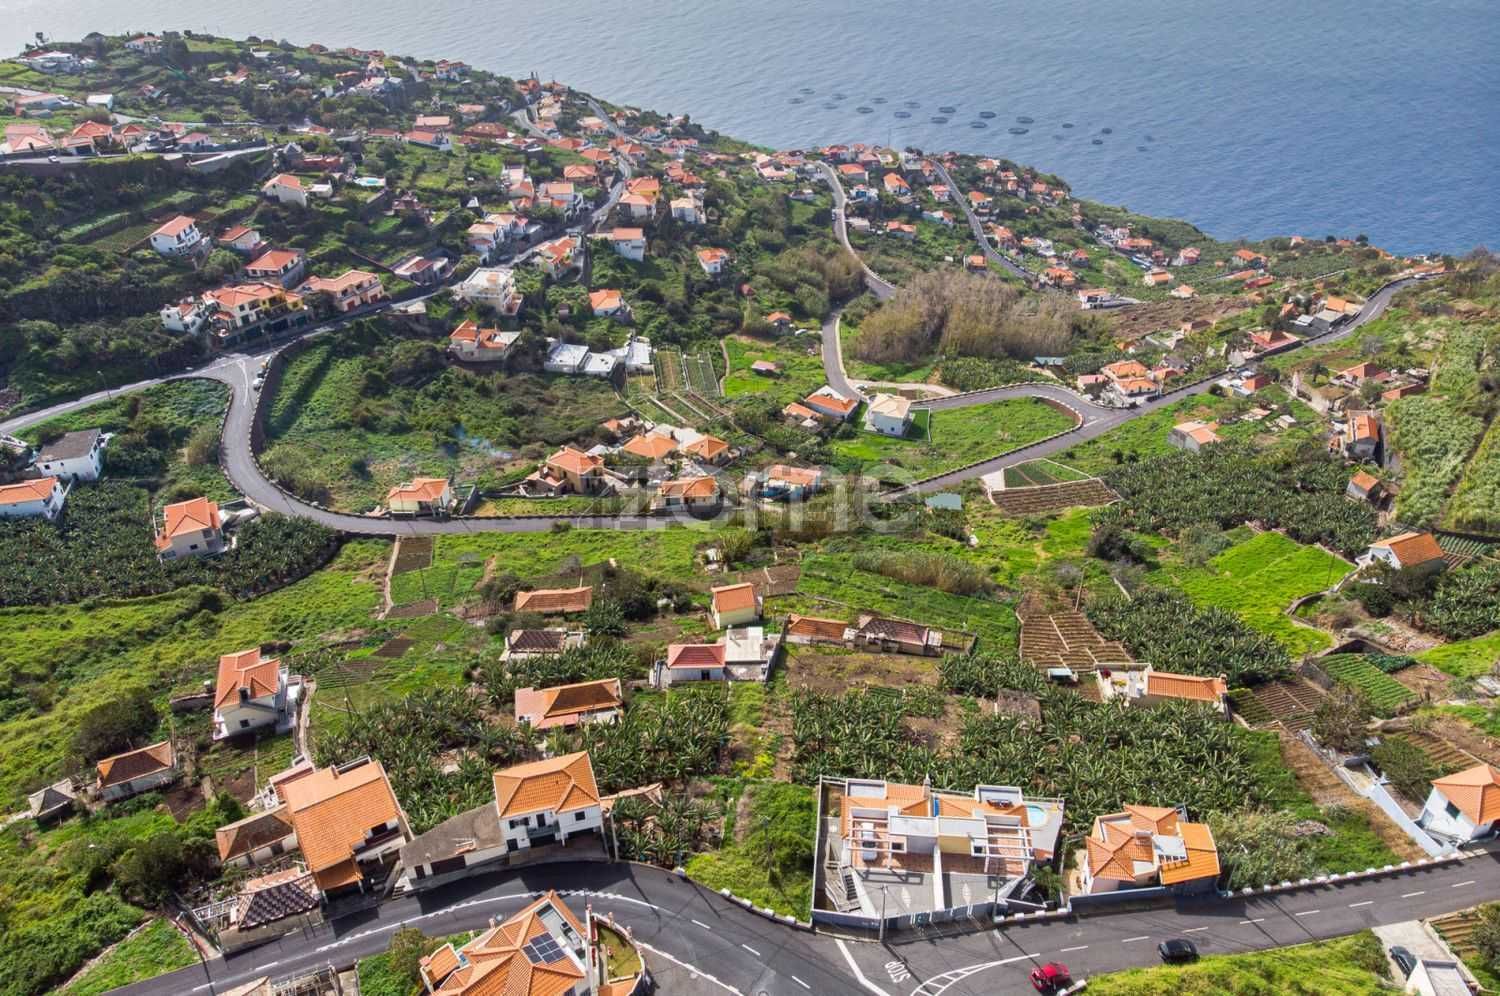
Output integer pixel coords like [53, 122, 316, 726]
[3, 0, 1496, 253]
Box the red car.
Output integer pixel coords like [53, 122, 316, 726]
[1030, 962, 1071, 993]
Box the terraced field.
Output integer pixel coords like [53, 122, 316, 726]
[1249, 679, 1327, 732]
[1319, 654, 1417, 716]
[1001, 459, 1092, 488]
[992, 478, 1118, 516]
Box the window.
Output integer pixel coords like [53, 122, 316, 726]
[430, 856, 467, 876]
[1445, 801, 1462, 820]
[239, 719, 249, 729]
[574, 811, 586, 822]
[509, 818, 523, 829]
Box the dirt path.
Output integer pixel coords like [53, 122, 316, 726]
[1279, 732, 1428, 862]
[379, 538, 400, 620]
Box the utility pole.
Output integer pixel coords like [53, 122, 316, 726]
[878, 885, 888, 942]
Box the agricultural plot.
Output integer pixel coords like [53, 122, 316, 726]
[682, 352, 721, 397]
[1319, 654, 1417, 716]
[1149, 531, 1348, 656]
[992, 478, 1118, 516]
[1430, 908, 1500, 993]
[1401, 729, 1480, 772]
[1248, 679, 1327, 732]
[654, 350, 685, 392]
[1418, 629, 1500, 677]
[1001, 459, 1091, 488]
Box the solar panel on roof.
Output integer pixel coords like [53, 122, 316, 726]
[524, 935, 564, 964]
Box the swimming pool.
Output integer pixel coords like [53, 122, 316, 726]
[1025, 804, 1049, 827]
[353, 176, 386, 188]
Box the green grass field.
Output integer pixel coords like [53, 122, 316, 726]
[830, 397, 1074, 481]
[721, 335, 827, 404]
[1001, 459, 1091, 488]
[1418, 629, 1500, 677]
[1149, 530, 1347, 656]
[1085, 930, 1391, 996]
[60, 920, 196, 996]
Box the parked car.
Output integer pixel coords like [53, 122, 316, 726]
[1029, 962, 1072, 993]
[1390, 946, 1417, 978]
[1158, 938, 1199, 963]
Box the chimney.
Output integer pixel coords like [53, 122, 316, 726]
[238, 686, 249, 703]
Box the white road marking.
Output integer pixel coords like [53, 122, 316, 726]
[1059, 945, 1088, 953]
[740, 943, 761, 957]
[908, 956, 1041, 996]
[1294, 910, 1320, 917]
[1121, 935, 1150, 943]
[634, 939, 743, 995]
[1452, 880, 1475, 888]
[1183, 926, 1210, 933]
[692, 919, 713, 930]
[1402, 891, 1426, 898]
[1349, 901, 1374, 908]
[261, 960, 279, 969]
[836, 939, 894, 996]
[1239, 918, 1265, 925]
[792, 976, 811, 990]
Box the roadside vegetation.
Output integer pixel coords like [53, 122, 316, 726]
[1085, 930, 1392, 996]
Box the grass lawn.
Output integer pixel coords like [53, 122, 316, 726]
[684, 781, 815, 919]
[1417, 629, 1500, 677]
[1430, 703, 1500, 738]
[1148, 530, 1347, 656]
[1084, 930, 1392, 995]
[388, 526, 716, 608]
[722, 335, 826, 404]
[60, 920, 196, 996]
[831, 397, 1074, 482]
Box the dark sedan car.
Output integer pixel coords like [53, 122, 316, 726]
[1158, 938, 1199, 963]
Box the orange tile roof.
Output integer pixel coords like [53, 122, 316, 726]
[548, 446, 603, 476]
[302, 269, 377, 294]
[435, 891, 587, 996]
[1375, 531, 1444, 568]
[514, 585, 594, 614]
[1144, 671, 1227, 703]
[805, 392, 858, 416]
[711, 582, 758, 615]
[787, 614, 848, 641]
[215, 804, 294, 863]
[697, 247, 730, 265]
[0, 477, 58, 507]
[609, 227, 644, 241]
[247, 248, 302, 273]
[665, 642, 728, 669]
[96, 740, 175, 788]
[621, 434, 678, 460]
[386, 477, 449, 504]
[215, 648, 281, 708]
[493, 751, 600, 819]
[266, 172, 303, 190]
[155, 496, 220, 548]
[1102, 360, 1151, 381]
[279, 760, 405, 890]
[1160, 820, 1221, 886]
[152, 215, 196, 238]
[1349, 471, 1381, 493]
[1432, 763, 1500, 826]
[782, 402, 819, 420]
[514, 679, 622, 729]
[682, 435, 729, 461]
[588, 288, 623, 312]
[657, 476, 718, 500]
[1086, 806, 1218, 886]
[766, 464, 821, 487]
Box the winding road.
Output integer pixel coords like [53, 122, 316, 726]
[109, 850, 1500, 996]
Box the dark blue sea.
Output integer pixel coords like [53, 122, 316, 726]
[5, 0, 1497, 253]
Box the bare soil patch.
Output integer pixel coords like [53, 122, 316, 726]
[373, 637, 415, 659]
[1279, 732, 1427, 862]
[386, 599, 437, 619]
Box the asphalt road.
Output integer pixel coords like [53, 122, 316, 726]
[109, 848, 1500, 996]
[931, 161, 1034, 284]
[817, 161, 897, 300]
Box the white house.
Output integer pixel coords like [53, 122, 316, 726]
[455, 266, 524, 316]
[0, 477, 65, 520]
[160, 296, 214, 335]
[1167, 419, 1222, 453]
[696, 247, 730, 275]
[493, 752, 603, 856]
[1417, 762, 1499, 843]
[1366, 531, 1446, 573]
[261, 173, 308, 207]
[710, 582, 762, 629]
[670, 196, 703, 224]
[385, 478, 453, 517]
[213, 647, 300, 741]
[125, 34, 163, 55]
[867, 393, 913, 437]
[608, 227, 646, 262]
[154, 496, 225, 560]
[33, 429, 104, 482]
[544, 341, 590, 374]
[654, 627, 780, 687]
[149, 215, 204, 257]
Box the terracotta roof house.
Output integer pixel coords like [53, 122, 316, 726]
[681, 434, 731, 465]
[245, 248, 307, 288]
[503, 628, 584, 662]
[761, 464, 823, 500]
[620, 433, 678, 461]
[528, 445, 606, 496]
[656, 626, 780, 687]
[849, 614, 942, 656]
[215, 806, 297, 868]
[1096, 665, 1229, 714]
[214, 647, 298, 741]
[822, 777, 1064, 916]
[514, 678, 623, 731]
[1167, 419, 1222, 454]
[418, 891, 596, 996]
[154, 496, 224, 560]
[804, 387, 859, 422]
[448, 319, 519, 362]
[0, 477, 66, 521]
[651, 476, 720, 511]
[1418, 763, 1500, 843]
[514, 585, 594, 615]
[96, 741, 178, 802]
[696, 247, 731, 275]
[223, 867, 322, 942]
[492, 752, 604, 855]
[149, 214, 204, 257]
[278, 758, 411, 894]
[1081, 805, 1220, 894]
[785, 614, 850, 645]
[710, 582, 762, 629]
[588, 288, 626, 317]
[386, 477, 453, 518]
[1346, 471, 1383, 503]
[1367, 531, 1445, 572]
